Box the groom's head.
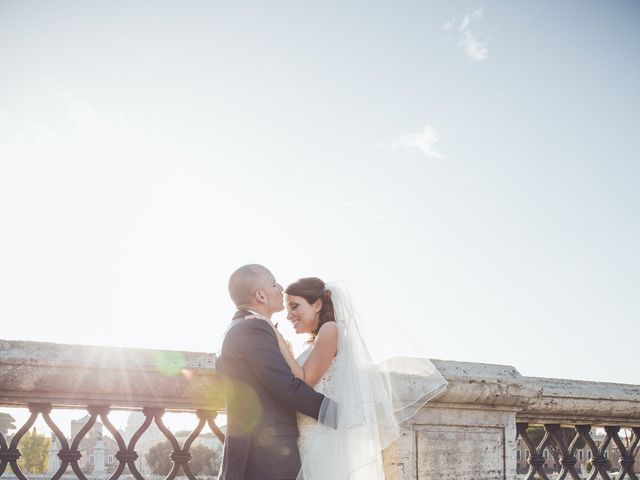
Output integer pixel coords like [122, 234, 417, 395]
[228, 264, 284, 318]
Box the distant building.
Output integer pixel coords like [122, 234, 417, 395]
[609, 431, 640, 470]
[122, 411, 165, 475]
[515, 429, 639, 474]
[47, 416, 119, 478]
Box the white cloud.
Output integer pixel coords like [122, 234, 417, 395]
[443, 19, 455, 31]
[463, 8, 484, 29]
[394, 125, 444, 159]
[460, 30, 488, 61]
[455, 8, 488, 62]
[459, 15, 470, 32]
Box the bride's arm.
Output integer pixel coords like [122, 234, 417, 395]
[276, 322, 338, 387]
[275, 332, 304, 381]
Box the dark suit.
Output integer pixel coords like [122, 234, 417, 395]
[216, 310, 325, 480]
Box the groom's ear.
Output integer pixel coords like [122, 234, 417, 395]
[255, 289, 267, 304]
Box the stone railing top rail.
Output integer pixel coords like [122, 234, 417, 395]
[0, 339, 216, 371]
[0, 339, 221, 410]
[1, 339, 639, 424]
[384, 357, 640, 425]
[517, 376, 640, 425]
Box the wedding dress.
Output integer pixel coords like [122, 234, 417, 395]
[294, 285, 447, 480]
[296, 345, 337, 459]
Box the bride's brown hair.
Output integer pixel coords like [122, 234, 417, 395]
[285, 277, 335, 340]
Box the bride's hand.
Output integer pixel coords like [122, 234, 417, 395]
[272, 326, 289, 352]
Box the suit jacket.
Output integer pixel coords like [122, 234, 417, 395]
[216, 310, 325, 480]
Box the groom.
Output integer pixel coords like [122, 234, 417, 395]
[216, 264, 326, 480]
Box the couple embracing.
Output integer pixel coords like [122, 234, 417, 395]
[216, 264, 446, 480]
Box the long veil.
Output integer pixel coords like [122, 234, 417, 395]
[297, 284, 447, 480]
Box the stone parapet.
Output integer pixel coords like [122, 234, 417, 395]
[0, 339, 223, 410]
[381, 357, 640, 480]
[2, 339, 640, 480]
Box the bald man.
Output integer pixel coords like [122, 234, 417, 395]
[216, 264, 327, 480]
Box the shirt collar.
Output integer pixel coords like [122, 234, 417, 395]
[247, 309, 275, 325]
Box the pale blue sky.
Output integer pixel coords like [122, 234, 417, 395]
[1, 1, 639, 385]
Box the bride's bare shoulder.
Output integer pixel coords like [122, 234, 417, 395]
[315, 322, 338, 351]
[317, 321, 337, 336]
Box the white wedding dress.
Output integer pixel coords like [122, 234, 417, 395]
[292, 285, 447, 480]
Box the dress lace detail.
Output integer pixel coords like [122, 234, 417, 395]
[296, 344, 337, 457]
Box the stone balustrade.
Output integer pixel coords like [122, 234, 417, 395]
[1, 339, 639, 480]
[383, 359, 640, 479]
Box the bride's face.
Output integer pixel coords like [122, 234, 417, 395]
[286, 294, 321, 334]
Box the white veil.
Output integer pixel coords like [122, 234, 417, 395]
[297, 284, 447, 480]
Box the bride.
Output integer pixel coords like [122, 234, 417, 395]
[265, 277, 446, 480]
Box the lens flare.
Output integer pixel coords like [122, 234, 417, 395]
[154, 351, 186, 377]
[224, 381, 262, 437]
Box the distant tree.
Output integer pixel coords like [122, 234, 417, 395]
[525, 426, 586, 468]
[0, 413, 16, 436]
[17, 428, 50, 473]
[527, 425, 587, 472]
[189, 444, 220, 476]
[145, 441, 173, 476]
[145, 441, 221, 477]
